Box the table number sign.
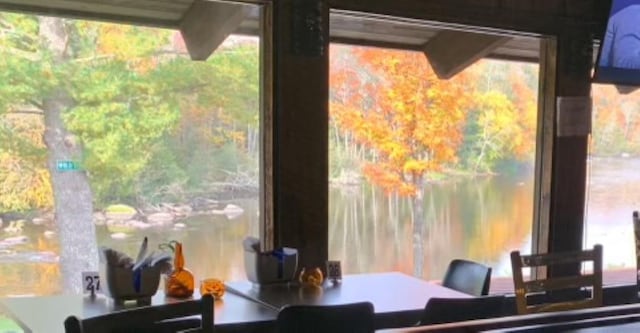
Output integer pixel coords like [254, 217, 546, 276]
[326, 260, 342, 283]
[82, 271, 101, 296]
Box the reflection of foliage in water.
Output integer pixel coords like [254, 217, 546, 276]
[0, 234, 60, 296]
[0, 199, 258, 297]
[329, 177, 533, 281]
[0, 263, 60, 296]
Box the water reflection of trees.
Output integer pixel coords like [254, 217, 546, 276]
[0, 235, 60, 296]
[0, 198, 260, 297]
[329, 177, 533, 280]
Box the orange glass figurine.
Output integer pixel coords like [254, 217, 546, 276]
[200, 278, 225, 299]
[165, 242, 194, 298]
[298, 267, 324, 287]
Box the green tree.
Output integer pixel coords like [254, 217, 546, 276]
[0, 13, 260, 292]
[462, 91, 521, 173]
[459, 61, 537, 174]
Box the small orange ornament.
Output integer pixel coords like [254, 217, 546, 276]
[165, 242, 194, 298]
[200, 278, 226, 299]
[298, 267, 324, 287]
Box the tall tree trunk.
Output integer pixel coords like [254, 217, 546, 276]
[412, 186, 425, 278]
[40, 17, 98, 294]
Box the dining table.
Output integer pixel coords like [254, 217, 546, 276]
[0, 290, 277, 333]
[0, 271, 470, 332]
[225, 271, 471, 329]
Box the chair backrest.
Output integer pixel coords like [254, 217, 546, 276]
[419, 295, 507, 325]
[510, 244, 603, 315]
[276, 301, 374, 333]
[633, 211, 640, 295]
[442, 259, 492, 296]
[63, 294, 214, 333]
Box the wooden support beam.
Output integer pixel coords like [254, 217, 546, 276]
[179, 0, 251, 61]
[532, 38, 556, 266]
[547, 28, 593, 278]
[329, 0, 603, 36]
[270, 0, 330, 273]
[423, 30, 509, 79]
[259, 3, 275, 252]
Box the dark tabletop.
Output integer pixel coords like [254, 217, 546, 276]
[0, 272, 468, 333]
[225, 272, 470, 314]
[0, 291, 276, 333]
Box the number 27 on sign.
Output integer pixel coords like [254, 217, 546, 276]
[82, 271, 100, 295]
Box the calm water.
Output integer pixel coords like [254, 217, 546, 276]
[329, 175, 533, 281]
[0, 157, 636, 296]
[584, 156, 640, 282]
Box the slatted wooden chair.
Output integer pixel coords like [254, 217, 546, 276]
[63, 294, 214, 333]
[276, 301, 374, 333]
[633, 211, 640, 298]
[510, 245, 603, 315]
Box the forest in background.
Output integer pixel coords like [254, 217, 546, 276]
[1, 13, 640, 292]
[0, 14, 260, 215]
[592, 84, 640, 156]
[3, 14, 640, 218]
[330, 45, 538, 196]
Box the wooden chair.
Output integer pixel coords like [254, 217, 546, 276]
[442, 259, 492, 296]
[63, 294, 214, 333]
[633, 211, 640, 297]
[418, 295, 507, 325]
[510, 244, 603, 314]
[276, 301, 374, 333]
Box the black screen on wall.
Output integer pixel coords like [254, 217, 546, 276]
[593, 0, 640, 86]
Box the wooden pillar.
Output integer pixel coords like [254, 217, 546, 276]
[270, 0, 330, 272]
[547, 27, 593, 277]
[532, 38, 556, 260]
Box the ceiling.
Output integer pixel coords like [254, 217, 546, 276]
[0, 0, 541, 63]
[329, 12, 540, 63]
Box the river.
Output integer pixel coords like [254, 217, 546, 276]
[0, 156, 636, 296]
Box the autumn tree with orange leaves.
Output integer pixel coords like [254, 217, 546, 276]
[592, 84, 640, 155]
[330, 45, 477, 219]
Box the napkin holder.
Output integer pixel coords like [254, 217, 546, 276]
[100, 262, 161, 305]
[243, 237, 298, 285]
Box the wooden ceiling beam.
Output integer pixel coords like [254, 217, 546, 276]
[179, 0, 251, 61]
[0, 2, 178, 28]
[329, 0, 603, 36]
[423, 30, 509, 79]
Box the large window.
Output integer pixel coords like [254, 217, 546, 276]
[585, 84, 640, 285]
[0, 13, 262, 296]
[328, 44, 539, 289]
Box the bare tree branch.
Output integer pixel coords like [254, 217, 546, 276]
[72, 54, 114, 63]
[0, 46, 39, 61]
[27, 99, 43, 110]
[8, 110, 44, 116]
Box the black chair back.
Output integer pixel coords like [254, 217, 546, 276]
[276, 301, 374, 333]
[419, 295, 507, 325]
[63, 294, 214, 333]
[442, 259, 492, 296]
